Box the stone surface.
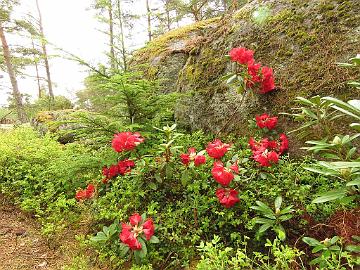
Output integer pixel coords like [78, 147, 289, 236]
[132, 0, 360, 132]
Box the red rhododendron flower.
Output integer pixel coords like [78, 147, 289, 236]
[85, 184, 95, 198]
[108, 164, 119, 178]
[112, 132, 144, 153]
[255, 113, 278, 130]
[253, 150, 279, 167]
[211, 161, 234, 186]
[102, 160, 135, 183]
[230, 161, 239, 174]
[129, 213, 142, 226]
[267, 140, 278, 150]
[119, 223, 142, 250]
[75, 184, 95, 201]
[279, 133, 289, 154]
[142, 218, 155, 240]
[180, 153, 191, 165]
[102, 166, 109, 177]
[206, 139, 230, 159]
[247, 61, 261, 87]
[216, 188, 240, 208]
[194, 155, 206, 166]
[260, 66, 275, 94]
[119, 214, 156, 250]
[118, 159, 135, 175]
[75, 189, 87, 201]
[229, 47, 254, 65]
[102, 178, 109, 184]
[180, 148, 206, 166]
[249, 137, 269, 152]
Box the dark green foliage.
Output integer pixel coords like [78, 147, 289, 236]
[0, 128, 114, 238]
[0, 122, 357, 268]
[76, 71, 181, 127]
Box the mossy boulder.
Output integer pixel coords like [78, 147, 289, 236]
[131, 0, 359, 133]
[32, 110, 83, 143]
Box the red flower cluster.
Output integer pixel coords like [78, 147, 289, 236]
[229, 47, 254, 65]
[75, 184, 95, 201]
[249, 135, 289, 167]
[180, 148, 206, 166]
[211, 161, 238, 186]
[119, 213, 155, 250]
[255, 113, 278, 130]
[112, 132, 144, 153]
[260, 66, 275, 94]
[279, 133, 289, 154]
[229, 47, 276, 94]
[206, 139, 230, 159]
[102, 159, 135, 184]
[216, 188, 240, 208]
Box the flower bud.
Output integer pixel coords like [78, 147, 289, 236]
[332, 136, 341, 145]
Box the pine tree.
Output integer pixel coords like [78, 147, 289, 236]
[35, 0, 54, 100]
[0, 0, 28, 122]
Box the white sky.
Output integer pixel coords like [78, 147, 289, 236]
[0, 0, 161, 106]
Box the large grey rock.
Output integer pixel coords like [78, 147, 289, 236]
[132, 0, 359, 132]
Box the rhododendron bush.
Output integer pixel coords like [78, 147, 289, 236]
[227, 47, 276, 94]
[77, 48, 295, 267]
[1, 49, 357, 269]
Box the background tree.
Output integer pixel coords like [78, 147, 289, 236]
[115, 0, 127, 71]
[35, 0, 54, 100]
[145, 0, 152, 41]
[0, 0, 27, 122]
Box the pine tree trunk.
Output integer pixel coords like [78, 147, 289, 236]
[36, 0, 54, 101]
[165, 1, 171, 31]
[108, 0, 116, 69]
[0, 22, 28, 123]
[116, 0, 127, 71]
[31, 38, 42, 98]
[146, 0, 152, 41]
[222, 0, 227, 10]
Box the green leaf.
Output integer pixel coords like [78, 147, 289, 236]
[258, 223, 272, 234]
[149, 182, 158, 190]
[274, 196, 282, 210]
[165, 164, 173, 179]
[155, 172, 163, 183]
[226, 74, 237, 84]
[119, 243, 129, 257]
[149, 235, 160, 243]
[303, 165, 338, 176]
[181, 170, 190, 186]
[345, 245, 360, 253]
[253, 217, 274, 225]
[312, 245, 326, 253]
[329, 245, 341, 251]
[302, 108, 318, 119]
[279, 205, 294, 215]
[330, 161, 360, 169]
[279, 214, 293, 222]
[312, 189, 347, 203]
[255, 201, 274, 214]
[303, 237, 322, 247]
[138, 238, 147, 258]
[346, 179, 360, 186]
[90, 232, 108, 242]
[274, 225, 286, 241]
[330, 236, 340, 245]
[350, 123, 360, 131]
[296, 97, 316, 107]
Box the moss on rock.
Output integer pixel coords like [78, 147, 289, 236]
[131, 0, 360, 132]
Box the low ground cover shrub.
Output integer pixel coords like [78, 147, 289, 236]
[0, 49, 358, 269]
